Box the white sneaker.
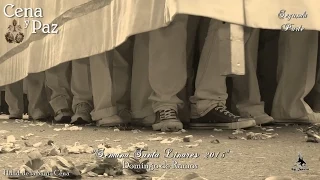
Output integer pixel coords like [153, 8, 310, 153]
[96, 115, 128, 127]
[239, 111, 274, 125]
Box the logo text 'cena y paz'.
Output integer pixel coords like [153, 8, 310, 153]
[3, 3, 59, 43]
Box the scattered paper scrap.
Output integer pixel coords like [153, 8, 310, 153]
[210, 139, 220, 144]
[183, 135, 193, 142]
[147, 137, 163, 141]
[246, 132, 278, 140]
[185, 144, 199, 148]
[54, 124, 82, 131]
[0, 143, 21, 153]
[6, 135, 16, 143]
[0, 130, 10, 134]
[232, 129, 245, 135]
[33, 142, 42, 148]
[160, 137, 182, 144]
[132, 129, 141, 133]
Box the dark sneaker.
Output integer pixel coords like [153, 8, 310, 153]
[71, 103, 92, 125]
[152, 109, 183, 132]
[190, 106, 256, 129]
[54, 109, 73, 123]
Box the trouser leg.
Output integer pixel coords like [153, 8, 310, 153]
[5, 80, 24, 117]
[272, 31, 318, 120]
[25, 72, 51, 119]
[148, 15, 189, 112]
[190, 19, 229, 117]
[71, 58, 93, 111]
[45, 62, 72, 113]
[131, 33, 154, 119]
[90, 40, 133, 122]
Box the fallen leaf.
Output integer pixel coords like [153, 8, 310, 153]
[0, 130, 10, 134]
[113, 139, 121, 142]
[213, 128, 223, 132]
[265, 176, 293, 180]
[228, 135, 238, 139]
[132, 129, 141, 133]
[2, 121, 8, 124]
[47, 140, 54, 146]
[232, 129, 245, 135]
[194, 139, 202, 143]
[127, 142, 148, 152]
[147, 137, 163, 141]
[114, 128, 120, 132]
[160, 137, 182, 144]
[26, 133, 34, 137]
[80, 163, 99, 174]
[266, 129, 274, 132]
[24, 142, 33, 147]
[185, 144, 199, 148]
[6, 135, 16, 143]
[210, 139, 220, 144]
[33, 142, 42, 147]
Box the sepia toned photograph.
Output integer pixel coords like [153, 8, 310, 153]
[0, 0, 319, 179]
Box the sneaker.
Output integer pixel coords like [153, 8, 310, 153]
[152, 109, 183, 132]
[190, 106, 256, 129]
[71, 103, 92, 124]
[54, 109, 73, 123]
[96, 115, 128, 127]
[239, 111, 274, 125]
[132, 115, 156, 127]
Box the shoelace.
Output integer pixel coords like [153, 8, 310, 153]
[214, 106, 240, 118]
[159, 109, 177, 120]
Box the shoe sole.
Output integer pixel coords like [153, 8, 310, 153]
[54, 116, 71, 124]
[189, 120, 256, 130]
[254, 116, 275, 125]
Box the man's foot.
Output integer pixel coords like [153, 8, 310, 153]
[71, 103, 92, 124]
[239, 111, 274, 125]
[275, 112, 320, 124]
[9, 114, 23, 119]
[54, 109, 73, 123]
[152, 109, 183, 132]
[190, 106, 256, 130]
[132, 115, 156, 127]
[96, 115, 128, 127]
